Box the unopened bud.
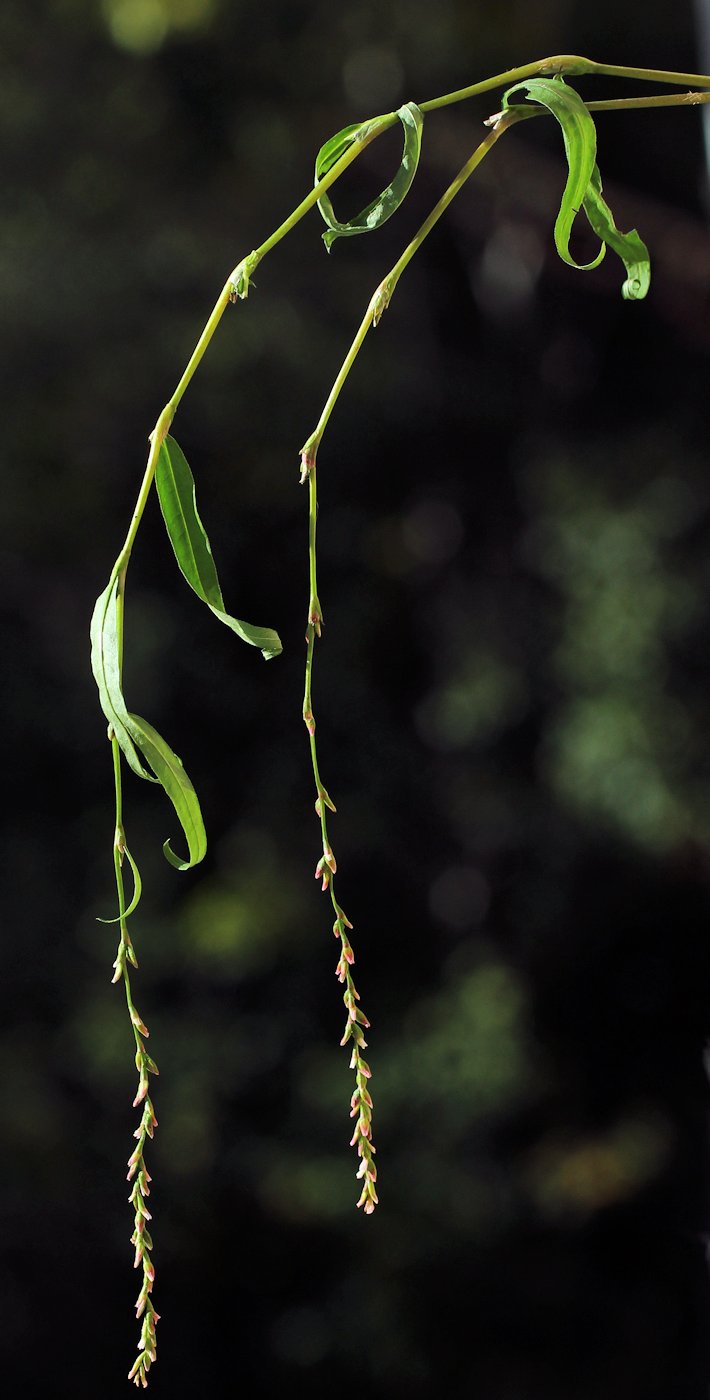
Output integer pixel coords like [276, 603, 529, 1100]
[133, 1077, 149, 1108]
[130, 1008, 150, 1036]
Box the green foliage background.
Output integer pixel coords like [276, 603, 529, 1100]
[3, 1, 710, 1395]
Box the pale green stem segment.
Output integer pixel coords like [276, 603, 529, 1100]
[419, 53, 710, 112]
[110, 113, 399, 595]
[584, 91, 710, 111]
[300, 112, 518, 460]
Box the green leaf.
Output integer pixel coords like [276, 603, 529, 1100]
[91, 573, 206, 869]
[124, 712, 207, 870]
[97, 844, 143, 924]
[582, 163, 651, 300]
[316, 120, 370, 179]
[156, 435, 282, 661]
[316, 102, 424, 252]
[502, 77, 605, 273]
[90, 577, 155, 781]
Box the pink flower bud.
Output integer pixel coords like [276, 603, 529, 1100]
[133, 1077, 148, 1108]
[130, 1008, 150, 1036]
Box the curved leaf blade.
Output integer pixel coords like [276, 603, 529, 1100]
[582, 163, 651, 300]
[502, 77, 605, 273]
[316, 102, 424, 252]
[316, 120, 370, 179]
[156, 435, 282, 660]
[97, 844, 143, 924]
[124, 711, 207, 870]
[90, 577, 155, 780]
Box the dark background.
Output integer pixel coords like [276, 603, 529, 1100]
[4, 1, 710, 1395]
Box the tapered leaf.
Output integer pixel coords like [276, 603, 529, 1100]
[502, 77, 605, 273]
[123, 712, 206, 870]
[156, 435, 282, 660]
[91, 573, 206, 869]
[582, 163, 650, 300]
[91, 577, 154, 780]
[316, 102, 424, 252]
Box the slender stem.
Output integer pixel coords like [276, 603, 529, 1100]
[420, 53, 710, 112]
[588, 59, 710, 87]
[306, 308, 375, 450]
[583, 90, 710, 111]
[301, 463, 378, 1213]
[301, 112, 518, 460]
[388, 113, 518, 283]
[256, 113, 397, 258]
[111, 65, 710, 578]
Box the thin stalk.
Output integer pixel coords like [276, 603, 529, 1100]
[296, 115, 525, 1217]
[255, 113, 397, 257]
[583, 90, 710, 111]
[109, 740, 160, 1388]
[112, 71, 710, 580]
[301, 112, 519, 461]
[420, 53, 710, 112]
[301, 467, 377, 1212]
[111, 117, 400, 586]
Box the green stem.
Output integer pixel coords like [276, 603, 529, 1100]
[582, 90, 710, 112]
[301, 458, 378, 1213]
[111, 65, 710, 581]
[255, 113, 397, 258]
[301, 111, 518, 459]
[111, 116, 401, 584]
[420, 53, 710, 112]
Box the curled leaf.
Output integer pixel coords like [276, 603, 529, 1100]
[582, 163, 650, 300]
[91, 577, 155, 781]
[502, 76, 605, 273]
[123, 712, 207, 870]
[316, 102, 424, 252]
[156, 436, 282, 660]
[91, 573, 206, 868]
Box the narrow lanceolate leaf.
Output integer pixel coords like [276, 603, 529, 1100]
[502, 77, 605, 273]
[91, 573, 206, 868]
[156, 435, 282, 661]
[582, 163, 650, 300]
[316, 102, 424, 252]
[123, 712, 206, 870]
[91, 577, 154, 781]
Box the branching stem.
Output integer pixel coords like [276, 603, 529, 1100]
[96, 50, 710, 1379]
